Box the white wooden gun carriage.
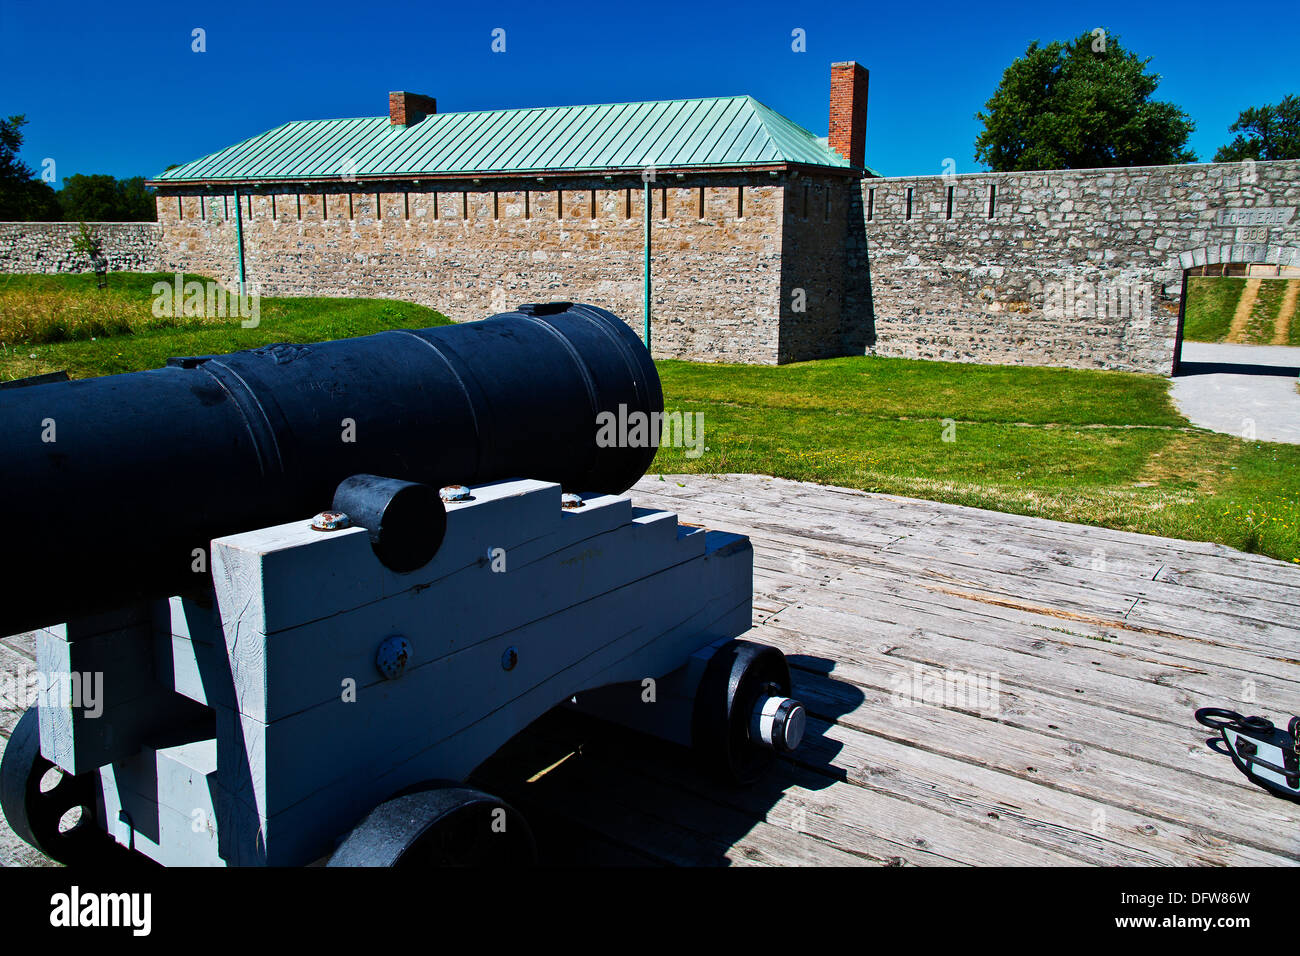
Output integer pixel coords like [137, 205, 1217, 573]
[2, 477, 805, 866]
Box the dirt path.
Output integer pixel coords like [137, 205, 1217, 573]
[1226, 277, 1262, 342]
[1273, 279, 1298, 345]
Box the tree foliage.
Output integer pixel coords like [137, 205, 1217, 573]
[0, 115, 61, 220]
[1214, 95, 1300, 162]
[1, 115, 159, 221]
[70, 221, 103, 261]
[974, 31, 1196, 171]
[58, 174, 156, 222]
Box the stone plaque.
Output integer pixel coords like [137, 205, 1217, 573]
[1216, 206, 1296, 227]
[1235, 226, 1274, 243]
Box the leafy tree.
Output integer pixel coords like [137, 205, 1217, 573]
[1214, 95, 1300, 162]
[57, 173, 118, 221]
[0, 115, 61, 220]
[115, 176, 157, 220]
[974, 31, 1196, 171]
[70, 221, 102, 261]
[58, 173, 156, 222]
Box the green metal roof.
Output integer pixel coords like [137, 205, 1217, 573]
[153, 95, 850, 183]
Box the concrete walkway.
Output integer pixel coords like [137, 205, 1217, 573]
[1172, 342, 1300, 444]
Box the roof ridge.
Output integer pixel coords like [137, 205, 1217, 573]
[278, 93, 752, 126]
[154, 94, 850, 181]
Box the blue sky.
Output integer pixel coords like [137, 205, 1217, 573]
[2, 0, 1294, 185]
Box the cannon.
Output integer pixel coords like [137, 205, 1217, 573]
[0, 302, 806, 866]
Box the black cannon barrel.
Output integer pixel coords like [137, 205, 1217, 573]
[1, 302, 662, 634]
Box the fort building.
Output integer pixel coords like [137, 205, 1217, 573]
[3, 61, 1299, 374]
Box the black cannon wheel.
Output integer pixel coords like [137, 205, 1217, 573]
[692, 640, 793, 786]
[0, 707, 108, 864]
[327, 786, 536, 867]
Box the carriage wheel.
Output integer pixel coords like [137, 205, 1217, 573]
[327, 785, 536, 867]
[692, 640, 807, 785]
[0, 706, 110, 865]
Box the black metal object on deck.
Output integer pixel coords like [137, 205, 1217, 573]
[0, 302, 662, 634]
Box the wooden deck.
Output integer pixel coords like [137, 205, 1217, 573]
[3, 473, 1299, 866]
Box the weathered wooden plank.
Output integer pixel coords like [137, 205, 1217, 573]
[0, 632, 37, 662]
[771, 612, 1258, 796]
[883, 518, 1296, 615]
[782, 559, 1300, 685]
[481, 711, 976, 866]
[0, 643, 36, 715]
[775, 628, 1263, 795]
[640, 494, 1300, 648]
[751, 621, 1300, 858]
[898, 520, 1300, 613]
[635, 484, 921, 549]
[794, 544, 1300, 659]
[1156, 563, 1300, 601]
[635, 475, 1300, 583]
[656, 474, 1287, 567]
[779, 562, 1300, 691]
[802, 713, 1297, 866]
[510, 741, 874, 866]
[876, 528, 1300, 631]
[768, 599, 1290, 742]
[539, 714, 1086, 866]
[779, 659, 1298, 864]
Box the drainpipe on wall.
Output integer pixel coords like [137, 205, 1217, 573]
[232, 186, 247, 295]
[643, 179, 652, 352]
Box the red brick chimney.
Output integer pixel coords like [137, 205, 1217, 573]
[389, 91, 437, 126]
[828, 62, 868, 168]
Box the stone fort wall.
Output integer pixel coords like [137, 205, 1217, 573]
[852, 159, 1300, 374]
[0, 222, 163, 274]
[779, 175, 859, 363]
[3, 159, 1298, 373]
[153, 175, 803, 364]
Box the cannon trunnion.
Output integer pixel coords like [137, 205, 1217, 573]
[0, 304, 805, 866]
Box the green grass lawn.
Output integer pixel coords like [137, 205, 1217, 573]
[3, 272, 1297, 564]
[1182, 275, 1299, 345]
[651, 356, 1300, 564]
[0, 272, 450, 380]
[1182, 277, 1246, 342]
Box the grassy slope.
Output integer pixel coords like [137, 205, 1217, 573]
[1182, 276, 1299, 345]
[0, 273, 451, 381]
[3, 273, 1297, 563]
[1182, 277, 1246, 342]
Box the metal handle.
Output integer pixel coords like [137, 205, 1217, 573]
[1195, 707, 1245, 730]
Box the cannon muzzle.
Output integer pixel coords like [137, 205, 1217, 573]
[1, 302, 661, 633]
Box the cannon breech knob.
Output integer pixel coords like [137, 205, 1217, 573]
[751, 692, 807, 754]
